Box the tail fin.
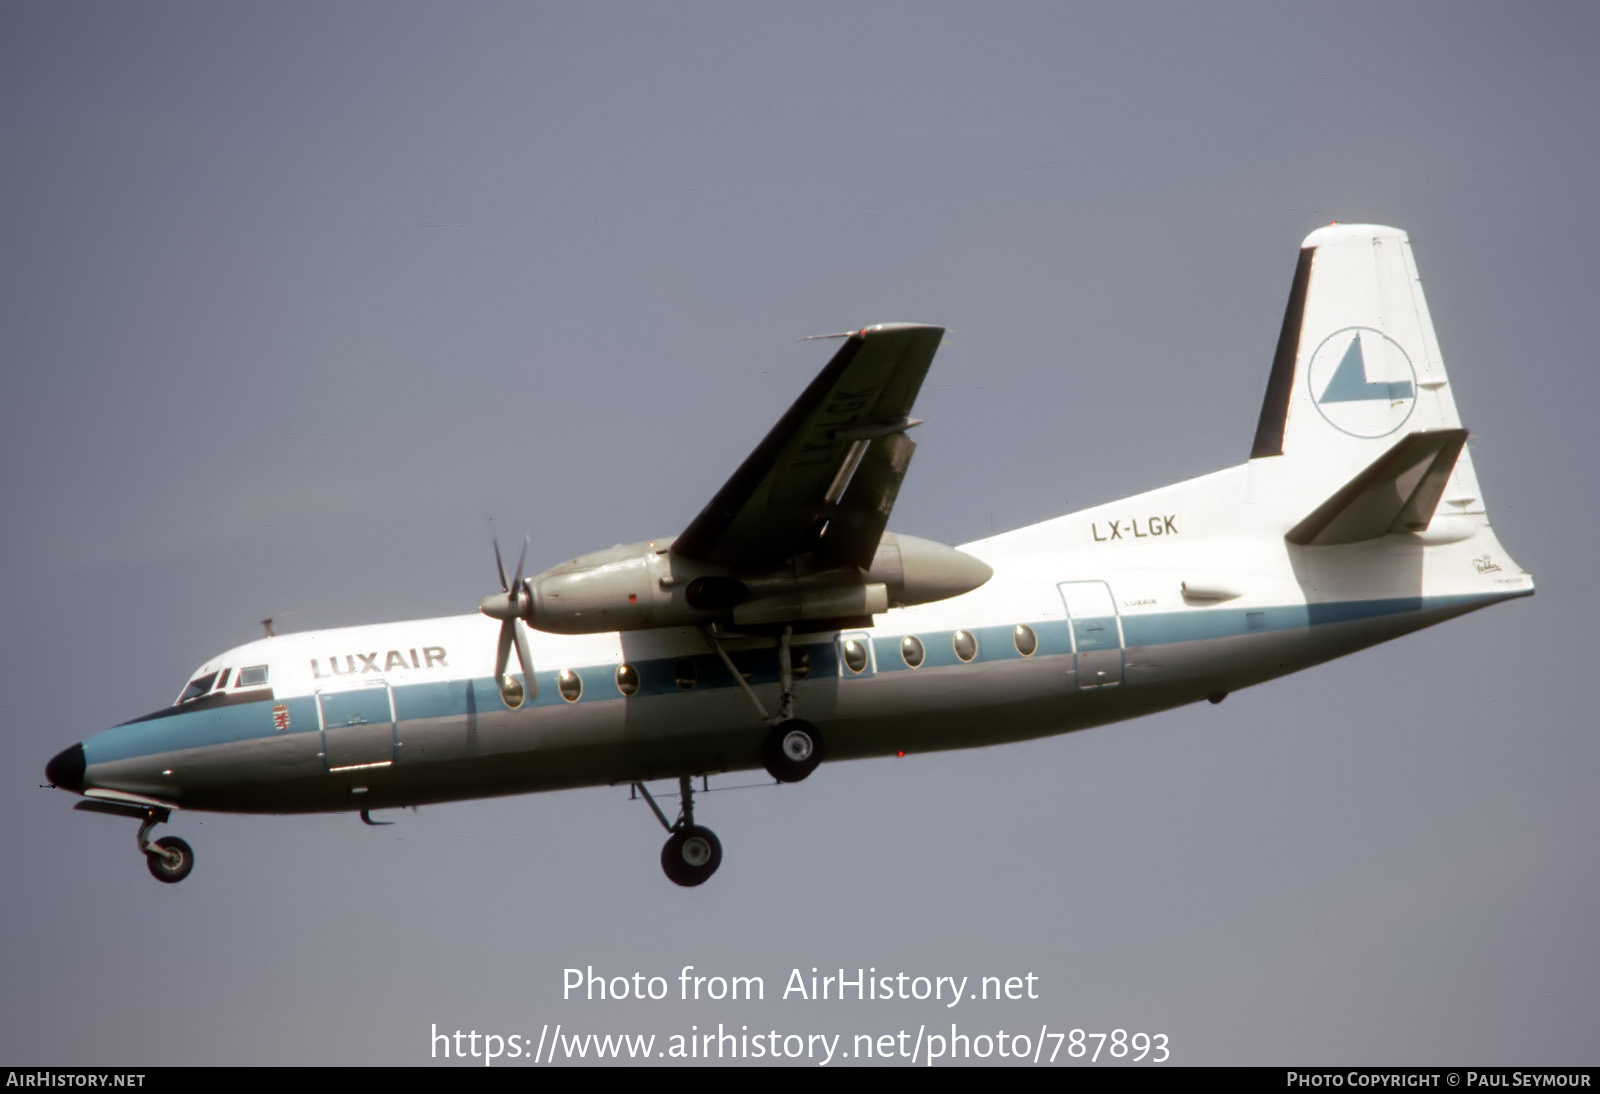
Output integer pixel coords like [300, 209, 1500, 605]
[1250, 224, 1486, 521]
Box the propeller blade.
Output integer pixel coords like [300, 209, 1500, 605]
[495, 619, 514, 683]
[486, 534, 535, 691]
[493, 536, 509, 592]
[511, 536, 529, 591]
[512, 620, 536, 698]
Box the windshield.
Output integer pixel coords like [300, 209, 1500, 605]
[236, 665, 269, 687]
[177, 671, 219, 705]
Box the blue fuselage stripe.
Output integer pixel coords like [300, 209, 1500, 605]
[79, 593, 1487, 766]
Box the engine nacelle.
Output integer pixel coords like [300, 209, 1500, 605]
[517, 532, 991, 635]
[732, 583, 889, 627]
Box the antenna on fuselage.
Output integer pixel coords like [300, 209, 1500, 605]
[257, 609, 300, 639]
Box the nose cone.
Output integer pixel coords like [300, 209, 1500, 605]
[479, 591, 521, 621]
[46, 742, 86, 792]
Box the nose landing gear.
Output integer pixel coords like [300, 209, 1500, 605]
[72, 794, 196, 884]
[634, 775, 722, 887]
[136, 807, 194, 884]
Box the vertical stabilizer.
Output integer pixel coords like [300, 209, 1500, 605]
[1250, 224, 1486, 519]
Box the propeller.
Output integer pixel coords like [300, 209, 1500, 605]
[479, 535, 535, 695]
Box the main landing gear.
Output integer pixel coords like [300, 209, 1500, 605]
[635, 626, 825, 886]
[634, 776, 722, 887]
[763, 719, 822, 783]
[700, 623, 827, 784]
[137, 807, 194, 884]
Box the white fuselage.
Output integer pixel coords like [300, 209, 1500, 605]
[74, 457, 1533, 815]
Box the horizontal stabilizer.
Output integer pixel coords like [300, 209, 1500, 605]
[1286, 428, 1468, 546]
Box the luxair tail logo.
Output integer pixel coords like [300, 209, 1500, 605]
[1307, 327, 1418, 438]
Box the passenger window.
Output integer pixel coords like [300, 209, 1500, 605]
[901, 635, 925, 668]
[953, 630, 978, 662]
[674, 658, 697, 690]
[789, 650, 811, 680]
[498, 675, 526, 709]
[558, 669, 582, 703]
[843, 639, 868, 674]
[236, 665, 269, 687]
[1013, 625, 1038, 657]
[615, 664, 640, 696]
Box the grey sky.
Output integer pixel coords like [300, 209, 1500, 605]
[3, 2, 1595, 1066]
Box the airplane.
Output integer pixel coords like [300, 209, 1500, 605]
[44, 223, 1533, 887]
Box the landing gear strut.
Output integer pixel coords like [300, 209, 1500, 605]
[137, 808, 194, 884]
[701, 622, 826, 783]
[634, 776, 722, 887]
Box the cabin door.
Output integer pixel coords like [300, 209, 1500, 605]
[1058, 581, 1125, 689]
[317, 684, 398, 772]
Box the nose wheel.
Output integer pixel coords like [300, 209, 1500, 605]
[145, 835, 194, 883]
[136, 808, 195, 884]
[634, 775, 723, 887]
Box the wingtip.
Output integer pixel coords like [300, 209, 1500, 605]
[856, 322, 944, 337]
[801, 322, 944, 341]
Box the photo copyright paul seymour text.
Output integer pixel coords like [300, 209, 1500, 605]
[1287, 1075, 1591, 1089]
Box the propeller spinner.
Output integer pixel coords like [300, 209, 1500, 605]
[479, 536, 536, 706]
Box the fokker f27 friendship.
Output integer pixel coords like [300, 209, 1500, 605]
[45, 224, 1533, 886]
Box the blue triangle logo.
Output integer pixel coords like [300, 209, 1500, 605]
[1319, 333, 1415, 403]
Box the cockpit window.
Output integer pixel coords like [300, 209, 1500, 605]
[215, 668, 232, 689]
[236, 665, 269, 687]
[178, 672, 219, 704]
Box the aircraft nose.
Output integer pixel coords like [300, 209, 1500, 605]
[46, 743, 86, 792]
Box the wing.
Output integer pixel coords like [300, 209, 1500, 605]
[672, 323, 944, 569]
